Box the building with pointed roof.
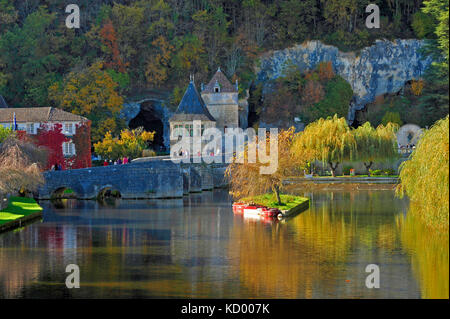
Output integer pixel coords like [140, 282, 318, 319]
[201, 67, 239, 131]
[169, 79, 216, 151]
[169, 69, 239, 154]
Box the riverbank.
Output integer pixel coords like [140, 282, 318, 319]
[0, 197, 43, 233]
[283, 176, 399, 185]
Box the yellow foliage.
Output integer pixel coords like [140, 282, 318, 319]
[410, 79, 424, 96]
[94, 127, 155, 160]
[397, 116, 449, 233]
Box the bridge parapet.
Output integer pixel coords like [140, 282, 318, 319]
[39, 159, 229, 200]
[39, 161, 184, 199]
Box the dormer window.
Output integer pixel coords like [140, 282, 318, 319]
[214, 87, 220, 93]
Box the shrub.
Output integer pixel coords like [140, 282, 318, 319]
[142, 149, 156, 157]
[370, 169, 383, 176]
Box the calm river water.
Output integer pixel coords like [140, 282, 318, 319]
[0, 189, 448, 298]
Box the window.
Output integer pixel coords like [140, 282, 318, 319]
[185, 124, 193, 137]
[173, 124, 183, 138]
[214, 86, 220, 93]
[64, 123, 74, 135]
[26, 123, 34, 134]
[62, 142, 76, 156]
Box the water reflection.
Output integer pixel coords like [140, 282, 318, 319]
[397, 203, 449, 299]
[0, 189, 441, 298]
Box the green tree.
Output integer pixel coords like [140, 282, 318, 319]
[293, 115, 357, 177]
[302, 76, 353, 124]
[0, 126, 14, 143]
[353, 122, 399, 175]
[381, 111, 403, 126]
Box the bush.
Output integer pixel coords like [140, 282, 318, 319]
[142, 149, 156, 157]
[370, 169, 383, 176]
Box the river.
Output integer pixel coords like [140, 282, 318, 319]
[0, 189, 447, 298]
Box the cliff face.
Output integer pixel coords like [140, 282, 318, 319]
[256, 39, 433, 123]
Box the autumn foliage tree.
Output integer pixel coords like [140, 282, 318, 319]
[100, 20, 127, 72]
[397, 116, 449, 233]
[94, 127, 155, 160]
[48, 62, 125, 143]
[225, 128, 313, 205]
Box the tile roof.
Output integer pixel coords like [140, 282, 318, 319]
[0, 107, 88, 123]
[202, 67, 237, 93]
[169, 81, 216, 122]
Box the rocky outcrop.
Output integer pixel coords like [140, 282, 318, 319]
[256, 39, 433, 123]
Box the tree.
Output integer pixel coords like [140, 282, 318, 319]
[0, 136, 46, 194]
[100, 20, 127, 72]
[293, 115, 356, 177]
[396, 116, 449, 233]
[381, 111, 403, 126]
[145, 36, 174, 86]
[48, 61, 125, 143]
[0, 126, 13, 143]
[94, 127, 155, 160]
[226, 128, 312, 205]
[353, 122, 399, 175]
[302, 76, 353, 124]
[422, 0, 449, 70]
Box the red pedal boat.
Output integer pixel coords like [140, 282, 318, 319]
[233, 203, 281, 218]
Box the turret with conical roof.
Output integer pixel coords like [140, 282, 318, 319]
[170, 79, 215, 122]
[169, 78, 216, 150]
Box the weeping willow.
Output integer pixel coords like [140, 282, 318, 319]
[353, 122, 399, 175]
[397, 116, 449, 233]
[293, 115, 356, 177]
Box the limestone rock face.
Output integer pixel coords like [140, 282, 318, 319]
[256, 39, 433, 123]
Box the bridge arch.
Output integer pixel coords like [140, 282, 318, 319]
[50, 186, 79, 199]
[96, 185, 122, 199]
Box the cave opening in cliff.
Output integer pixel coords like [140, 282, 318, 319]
[128, 102, 165, 152]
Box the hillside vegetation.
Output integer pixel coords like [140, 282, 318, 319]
[0, 0, 447, 138]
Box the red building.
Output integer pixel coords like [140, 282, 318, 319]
[0, 107, 91, 170]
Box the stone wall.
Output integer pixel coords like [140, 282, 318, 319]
[39, 159, 229, 200]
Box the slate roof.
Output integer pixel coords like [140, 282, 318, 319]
[0, 107, 88, 123]
[202, 67, 237, 93]
[169, 81, 216, 122]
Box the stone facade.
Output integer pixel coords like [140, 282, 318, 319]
[38, 160, 228, 199]
[201, 67, 239, 131]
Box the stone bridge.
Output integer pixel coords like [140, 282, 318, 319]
[38, 159, 228, 200]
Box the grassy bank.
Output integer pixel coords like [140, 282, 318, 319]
[239, 193, 308, 211]
[0, 196, 43, 227]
